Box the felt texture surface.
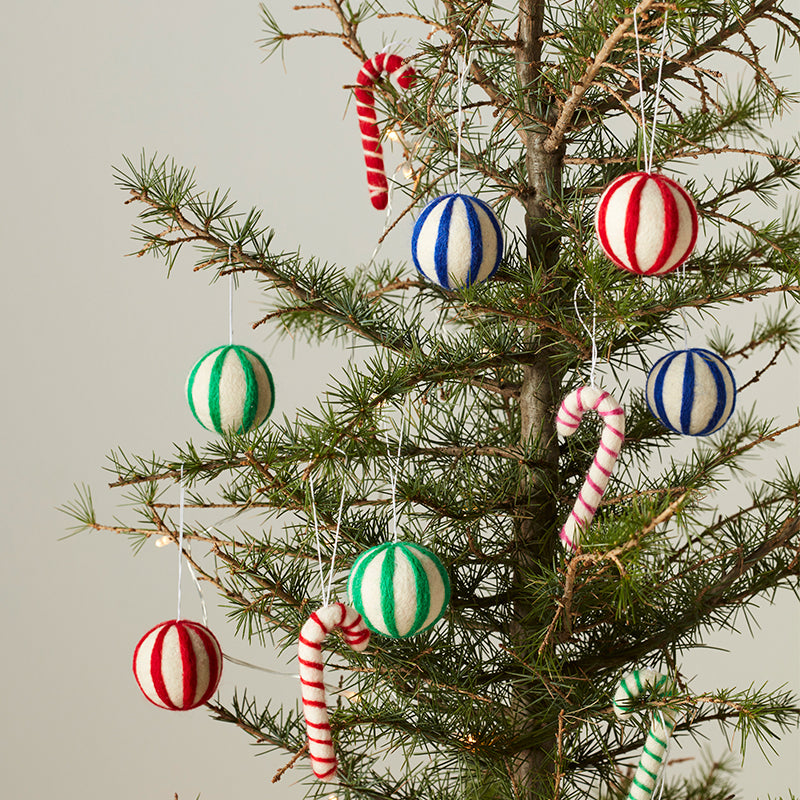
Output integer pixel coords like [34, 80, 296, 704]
[298, 603, 370, 781]
[613, 670, 679, 800]
[556, 387, 625, 551]
[646, 348, 736, 436]
[412, 193, 503, 289]
[595, 172, 698, 275]
[186, 344, 274, 435]
[355, 52, 416, 210]
[347, 542, 450, 638]
[132, 619, 222, 711]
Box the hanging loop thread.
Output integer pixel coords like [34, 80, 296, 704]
[573, 280, 599, 389]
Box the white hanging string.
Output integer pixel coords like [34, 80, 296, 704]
[679, 262, 689, 347]
[367, 175, 398, 267]
[308, 474, 327, 603]
[454, 42, 470, 194]
[185, 543, 208, 627]
[308, 462, 348, 606]
[649, 11, 670, 172]
[632, 7, 671, 173]
[385, 396, 409, 542]
[173, 467, 209, 625]
[453, 7, 490, 193]
[573, 281, 599, 388]
[326, 468, 347, 603]
[222, 653, 355, 695]
[176, 466, 185, 621]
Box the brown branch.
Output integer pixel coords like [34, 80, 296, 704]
[543, 0, 657, 153]
[272, 744, 309, 783]
[738, 341, 789, 392]
[327, 0, 366, 60]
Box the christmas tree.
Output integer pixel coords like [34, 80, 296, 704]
[65, 1, 800, 797]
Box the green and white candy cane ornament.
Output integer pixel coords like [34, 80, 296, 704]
[346, 400, 451, 638]
[613, 669, 680, 800]
[185, 253, 275, 434]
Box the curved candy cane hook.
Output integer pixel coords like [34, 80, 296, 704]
[613, 669, 679, 800]
[299, 602, 370, 781]
[355, 52, 416, 210]
[556, 386, 625, 551]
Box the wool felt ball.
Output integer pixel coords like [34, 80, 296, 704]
[347, 541, 450, 638]
[186, 344, 274, 435]
[646, 348, 736, 436]
[595, 172, 698, 275]
[133, 619, 222, 710]
[412, 193, 503, 289]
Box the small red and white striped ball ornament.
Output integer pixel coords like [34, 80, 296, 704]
[595, 172, 698, 276]
[412, 193, 503, 289]
[186, 344, 275, 435]
[133, 619, 222, 710]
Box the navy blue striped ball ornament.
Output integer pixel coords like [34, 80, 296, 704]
[411, 193, 503, 289]
[186, 344, 275, 435]
[646, 348, 736, 436]
[347, 542, 450, 638]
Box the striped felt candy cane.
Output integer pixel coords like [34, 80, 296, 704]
[355, 52, 416, 210]
[556, 386, 625, 551]
[299, 602, 370, 781]
[613, 669, 679, 800]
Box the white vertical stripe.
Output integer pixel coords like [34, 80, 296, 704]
[634, 179, 667, 271]
[188, 351, 217, 431]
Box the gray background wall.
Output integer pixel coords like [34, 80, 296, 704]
[0, 2, 797, 798]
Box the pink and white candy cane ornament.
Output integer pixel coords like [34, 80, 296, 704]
[556, 387, 625, 551]
[355, 52, 416, 210]
[299, 602, 370, 781]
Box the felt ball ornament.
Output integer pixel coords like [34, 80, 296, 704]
[132, 619, 222, 711]
[595, 172, 698, 275]
[646, 348, 736, 436]
[186, 344, 275, 435]
[347, 541, 450, 638]
[412, 193, 503, 289]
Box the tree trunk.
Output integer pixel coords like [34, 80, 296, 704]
[512, 0, 565, 796]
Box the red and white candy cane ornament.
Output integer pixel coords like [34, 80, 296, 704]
[299, 602, 370, 781]
[355, 52, 416, 210]
[556, 387, 625, 551]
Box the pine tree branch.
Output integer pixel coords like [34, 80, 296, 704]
[583, 0, 791, 129]
[567, 515, 800, 673]
[542, 0, 657, 154]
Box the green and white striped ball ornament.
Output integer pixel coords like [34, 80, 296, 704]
[347, 542, 450, 638]
[186, 344, 275, 435]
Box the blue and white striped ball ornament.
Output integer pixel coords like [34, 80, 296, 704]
[186, 344, 275, 435]
[411, 193, 503, 289]
[646, 348, 736, 436]
[347, 542, 450, 638]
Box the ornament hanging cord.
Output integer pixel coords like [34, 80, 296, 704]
[572, 280, 599, 389]
[175, 466, 209, 626]
[308, 457, 348, 606]
[227, 245, 234, 345]
[385, 394, 411, 542]
[633, 7, 670, 173]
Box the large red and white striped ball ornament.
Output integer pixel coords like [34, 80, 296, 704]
[595, 172, 698, 276]
[133, 619, 222, 710]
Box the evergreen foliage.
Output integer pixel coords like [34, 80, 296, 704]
[65, 1, 800, 798]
